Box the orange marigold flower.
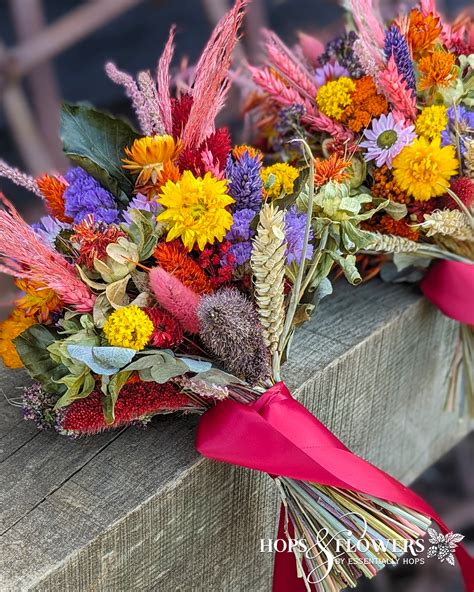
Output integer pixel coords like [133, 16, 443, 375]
[71, 215, 127, 269]
[418, 51, 456, 92]
[314, 153, 351, 187]
[407, 9, 442, 58]
[154, 240, 213, 295]
[15, 279, 62, 323]
[341, 77, 388, 132]
[36, 174, 72, 223]
[0, 308, 36, 368]
[371, 165, 412, 204]
[232, 145, 264, 162]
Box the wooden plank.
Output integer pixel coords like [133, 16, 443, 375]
[0, 280, 470, 591]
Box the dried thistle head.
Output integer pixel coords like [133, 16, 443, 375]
[198, 288, 270, 385]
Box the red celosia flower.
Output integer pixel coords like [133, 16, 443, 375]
[171, 93, 194, 139]
[178, 127, 232, 176]
[449, 176, 474, 208]
[197, 240, 235, 289]
[36, 174, 72, 223]
[71, 215, 127, 268]
[58, 382, 191, 435]
[407, 199, 437, 223]
[154, 240, 213, 294]
[144, 306, 184, 348]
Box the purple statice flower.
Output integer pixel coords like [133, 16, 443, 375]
[63, 167, 119, 224]
[122, 193, 160, 224]
[226, 152, 263, 212]
[285, 206, 313, 265]
[360, 113, 416, 168]
[22, 382, 59, 431]
[441, 106, 474, 156]
[226, 208, 256, 266]
[32, 215, 70, 246]
[384, 26, 416, 96]
[314, 60, 350, 87]
[319, 31, 364, 78]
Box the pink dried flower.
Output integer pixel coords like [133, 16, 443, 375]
[149, 266, 201, 334]
[0, 194, 95, 312]
[182, 0, 249, 148]
[0, 160, 42, 197]
[297, 32, 325, 67]
[378, 55, 417, 122]
[156, 26, 176, 135]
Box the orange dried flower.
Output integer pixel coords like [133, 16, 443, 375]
[418, 51, 456, 92]
[371, 165, 411, 204]
[314, 153, 351, 187]
[71, 216, 127, 269]
[136, 161, 182, 199]
[15, 279, 62, 323]
[407, 9, 442, 58]
[379, 214, 419, 241]
[154, 240, 213, 295]
[36, 174, 71, 223]
[341, 77, 388, 132]
[232, 145, 264, 162]
[0, 308, 36, 368]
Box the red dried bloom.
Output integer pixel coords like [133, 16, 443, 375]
[171, 93, 194, 139]
[197, 240, 235, 289]
[178, 127, 232, 176]
[154, 240, 213, 294]
[144, 306, 184, 348]
[36, 174, 72, 223]
[407, 199, 437, 223]
[449, 176, 474, 208]
[71, 215, 127, 268]
[58, 382, 191, 436]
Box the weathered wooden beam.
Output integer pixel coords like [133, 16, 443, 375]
[0, 280, 470, 591]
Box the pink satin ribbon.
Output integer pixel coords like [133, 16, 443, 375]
[196, 383, 474, 591]
[421, 260, 474, 325]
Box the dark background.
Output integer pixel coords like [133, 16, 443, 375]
[0, 2, 472, 590]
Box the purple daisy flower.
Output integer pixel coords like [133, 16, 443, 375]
[441, 106, 474, 156]
[63, 167, 119, 224]
[122, 193, 160, 224]
[314, 60, 350, 87]
[360, 113, 416, 168]
[285, 206, 313, 265]
[32, 215, 70, 246]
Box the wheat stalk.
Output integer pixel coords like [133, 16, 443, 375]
[251, 203, 287, 358]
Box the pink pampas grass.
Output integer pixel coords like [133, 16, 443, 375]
[378, 55, 417, 122]
[156, 26, 176, 136]
[149, 267, 201, 334]
[0, 194, 95, 312]
[182, 0, 248, 148]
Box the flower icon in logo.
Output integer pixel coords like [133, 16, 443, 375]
[426, 528, 464, 566]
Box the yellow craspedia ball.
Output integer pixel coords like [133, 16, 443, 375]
[415, 105, 448, 140]
[316, 77, 356, 120]
[261, 163, 299, 199]
[103, 305, 154, 351]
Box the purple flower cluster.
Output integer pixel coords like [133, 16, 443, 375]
[22, 382, 58, 431]
[63, 167, 119, 224]
[319, 31, 364, 78]
[122, 193, 160, 224]
[441, 106, 474, 156]
[285, 206, 313, 265]
[226, 152, 263, 212]
[384, 26, 416, 96]
[225, 208, 256, 266]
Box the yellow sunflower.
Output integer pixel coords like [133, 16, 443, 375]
[157, 171, 234, 251]
[392, 137, 459, 202]
[123, 135, 182, 185]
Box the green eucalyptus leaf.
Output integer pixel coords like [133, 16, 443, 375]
[54, 370, 95, 409]
[93, 292, 113, 328]
[105, 275, 130, 309]
[76, 265, 107, 291]
[13, 325, 68, 394]
[60, 103, 139, 203]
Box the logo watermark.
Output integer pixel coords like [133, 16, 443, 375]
[260, 512, 464, 586]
